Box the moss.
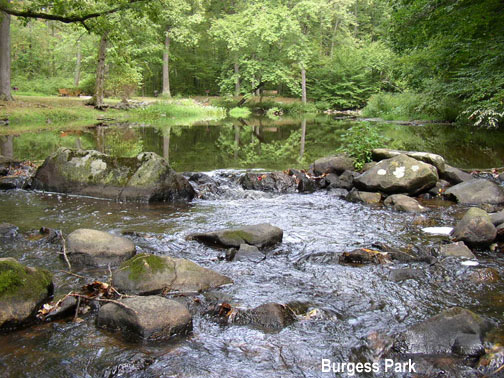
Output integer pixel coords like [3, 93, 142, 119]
[0, 259, 52, 300]
[221, 230, 254, 244]
[120, 254, 171, 282]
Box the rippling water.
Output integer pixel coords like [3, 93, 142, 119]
[1, 171, 503, 377]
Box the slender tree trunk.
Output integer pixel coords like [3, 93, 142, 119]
[354, 1, 359, 35]
[90, 32, 108, 109]
[162, 31, 171, 97]
[50, 22, 56, 77]
[234, 125, 240, 160]
[74, 41, 82, 88]
[234, 62, 240, 96]
[163, 127, 171, 162]
[330, 20, 340, 58]
[0, 135, 13, 158]
[0, 1, 13, 102]
[299, 118, 306, 160]
[301, 67, 307, 105]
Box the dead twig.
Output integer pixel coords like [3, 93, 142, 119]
[73, 295, 81, 322]
[68, 294, 137, 314]
[59, 232, 72, 271]
[59, 270, 86, 279]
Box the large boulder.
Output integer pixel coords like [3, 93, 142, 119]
[112, 254, 232, 294]
[96, 296, 192, 341]
[451, 208, 497, 247]
[395, 307, 492, 356]
[239, 172, 297, 193]
[66, 228, 136, 267]
[372, 149, 446, 174]
[441, 165, 473, 185]
[187, 223, 283, 249]
[0, 258, 53, 330]
[354, 154, 438, 195]
[384, 194, 427, 213]
[311, 155, 354, 175]
[444, 179, 504, 205]
[32, 148, 195, 202]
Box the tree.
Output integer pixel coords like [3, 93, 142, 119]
[0, 0, 12, 100]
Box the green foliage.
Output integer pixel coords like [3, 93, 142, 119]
[120, 254, 168, 282]
[132, 99, 226, 121]
[229, 107, 251, 118]
[0, 259, 52, 300]
[12, 76, 75, 96]
[337, 122, 386, 170]
[363, 92, 461, 122]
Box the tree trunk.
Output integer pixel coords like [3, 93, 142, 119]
[0, 2, 13, 101]
[330, 20, 340, 58]
[299, 118, 306, 160]
[74, 41, 82, 88]
[0, 135, 13, 158]
[234, 62, 240, 96]
[234, 125, 240, 160]
[163, 127, 171, 162]
[89, 32, 108, 109]
[162, 31, 171, 97]
[301, 67, 307, 105]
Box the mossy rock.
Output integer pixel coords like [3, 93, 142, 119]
[32, 148, 195, 203]
[0, 258, 53, 330]
[186, 223, 283, 249]
[112, 254, 232, 294]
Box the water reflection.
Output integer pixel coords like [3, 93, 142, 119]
[4, 117, 504, 170]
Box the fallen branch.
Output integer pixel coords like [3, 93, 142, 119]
[68, 294, 137, 314]
[59, 232, 72, 272]
[59, 270, 86, 279]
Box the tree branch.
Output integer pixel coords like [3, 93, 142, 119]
[0, 0, 147, 24]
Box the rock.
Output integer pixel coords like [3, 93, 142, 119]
[287, 169, 317, 193]
[324, 170, 356, 190]
[395, 307, 492, 356]
[0, 223, 18, 238]
[384, 194, 427, 213]
[451, 208, 497, 247]
[339, 248, 390, 265]
[0, 175, 30, 190]
[328, 188, 349, 198]
[345, 189, 381, 205]
[490, 210, 504, 226]
[438, 242, 476, 259]
[239, 171, 297, 193]
[442, 165, 473, 185]
[188, 173, 221, 199]
[388, 268, 424, 282]
[233, 244, 265, 262]
[469, 268, 500, 284]
[497, 223, 504, 241]
[311, 155, 354, 175]
[112, 254, 232, 294]
[96, 296, 192, 341]
[66, 228, 136, 267]
[362, 161, 378, 172]
[233, 303, 296, 331]
[354, 154, 438, 195]
[187, 223, 283, 249]
[372, 148, 446, 174]
[427, 180, 451, 197]
[32, 148, 195, 202]
[444, 179, 504, 205]
[0, 258, 53, 330]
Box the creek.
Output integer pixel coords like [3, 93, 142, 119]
[1, 116, 504, 377]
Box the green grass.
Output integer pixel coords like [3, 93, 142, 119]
[131, 98, 226, 121]
[229, 107, 252, 118]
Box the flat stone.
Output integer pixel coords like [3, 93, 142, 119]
[234, 244, 265, 262]
[187, 223, 283, 249]
[442, 165, 473, 185]
[96, 296, 192, 341]
[445, 179, 504, 205]
[438, 242, 476, 259]
[66, 228, 136, 267]
[311, 155, 355, 175]
[384, 194, 427, 212]
[346, 189, 381, 205]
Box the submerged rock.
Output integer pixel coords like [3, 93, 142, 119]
[96, 296, 192, 341]
[112, 254, 232, 294]
[354, 154, 438, 195]
[0, 223, 18, 238]
[32, 148, 195, 202]
[372, 148, 446, 174]
[220, 302, 296, 331]
[339, 248, 390, 265]
[444, 179, 504, 205]
[384, 194, 427, 213]
[469, 268, 500, 284]
[239, 172, 297, 193]
[66, 228, 136, 267]
[0, 258, 53, 330]
[187, 223, 283, 249]
[346, 189, 381, 205]
[442, 165, 473, 185]
[311, 155, 354, 175]
[438, 242, 476, 259]
[395, 307, 492, 356]
[451, 208, 497, 247]
[388, 268, 424, 282]
[233, 244, 265, 262]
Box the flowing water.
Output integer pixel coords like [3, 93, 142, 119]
[1, 117, 504, 377]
